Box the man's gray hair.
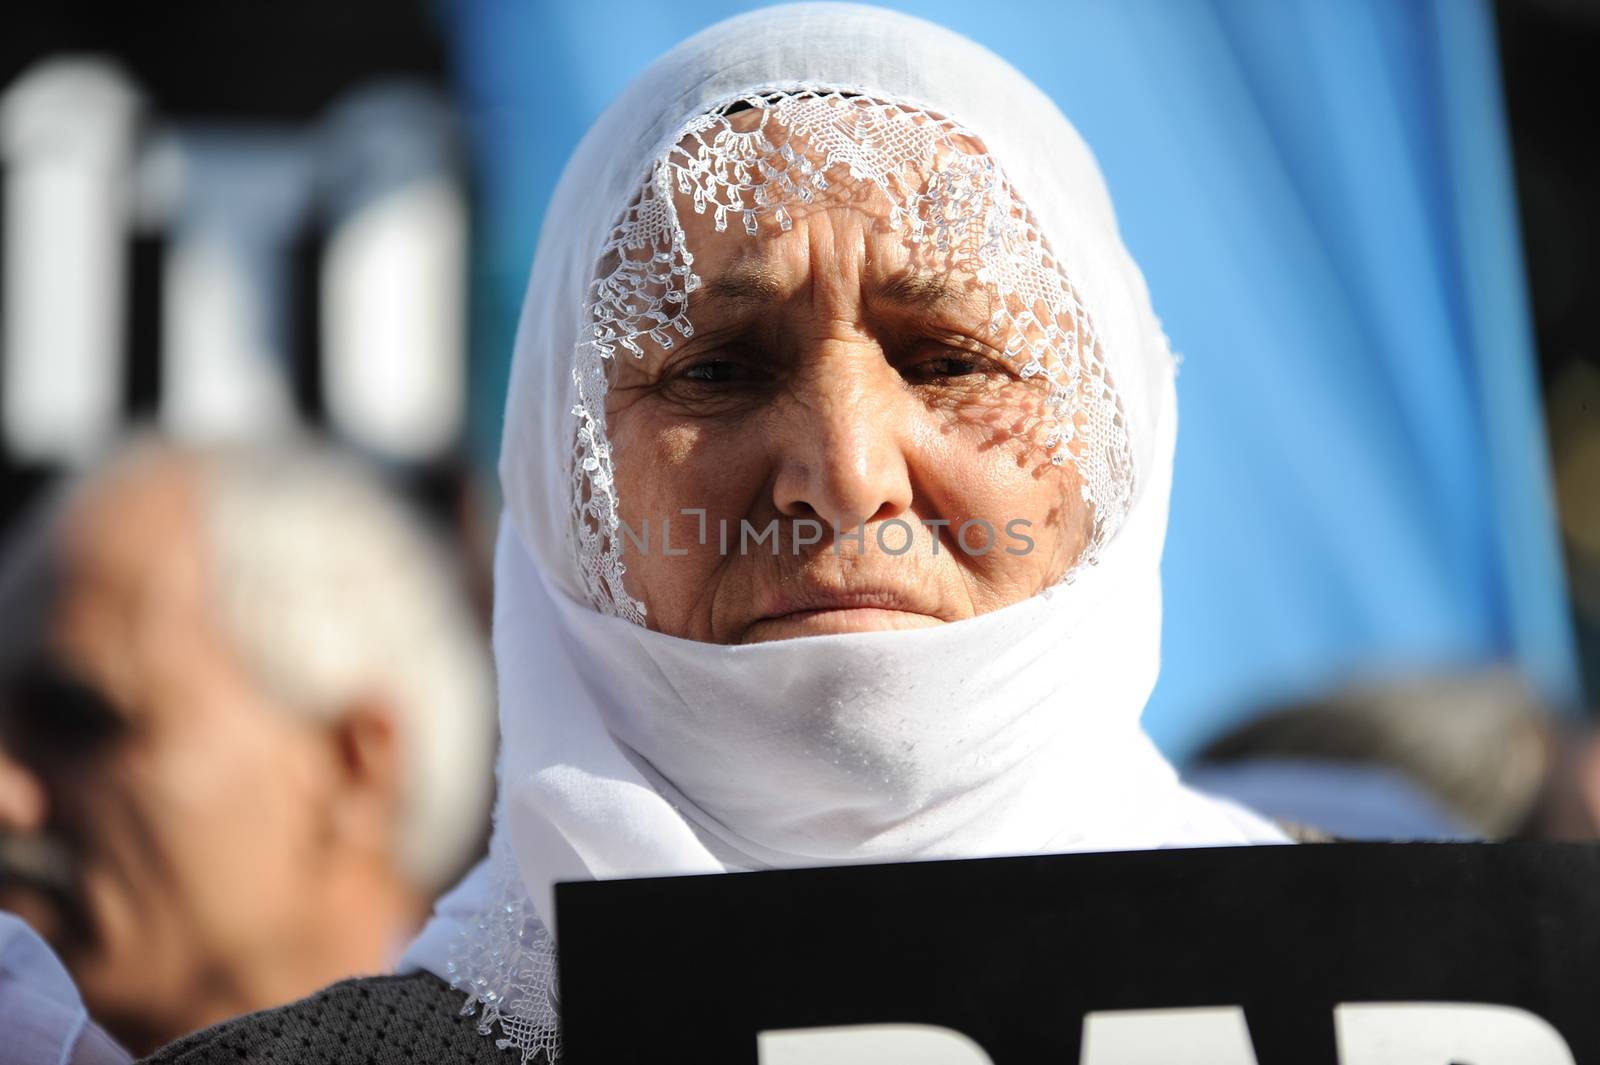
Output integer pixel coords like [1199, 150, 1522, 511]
[192, 441, 496, 893]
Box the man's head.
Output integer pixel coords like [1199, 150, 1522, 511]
[0, 438, 495, 1053]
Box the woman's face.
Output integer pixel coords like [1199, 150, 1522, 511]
[605, 133, 1092, 644]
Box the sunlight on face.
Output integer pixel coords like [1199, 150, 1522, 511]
[602, 116, 1093, 644]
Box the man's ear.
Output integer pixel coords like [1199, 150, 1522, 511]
[324, 696, 405, 855]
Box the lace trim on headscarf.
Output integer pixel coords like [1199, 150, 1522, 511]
[446, 837, 562, 1063]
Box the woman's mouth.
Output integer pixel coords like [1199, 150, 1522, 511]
[743, 588, 946, 642]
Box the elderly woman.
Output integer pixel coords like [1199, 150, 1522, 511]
[142, 4, 1287, 1063]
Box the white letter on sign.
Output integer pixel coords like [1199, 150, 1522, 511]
[1335, 1002, 1576, 1064]
[758, 1024, 995, 1065]
[1080, 1007, 1260, 1065]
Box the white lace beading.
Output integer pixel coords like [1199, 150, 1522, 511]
[446, 836, 562, 1063]
[571, 89, 1136, 623]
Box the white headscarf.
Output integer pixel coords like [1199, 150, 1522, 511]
[402, 5, 1286, 1060]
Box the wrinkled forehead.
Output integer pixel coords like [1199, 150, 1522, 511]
[663, 92, 997, 256]
[587, 90, 1056, 360]
[659, 94, 999, 287]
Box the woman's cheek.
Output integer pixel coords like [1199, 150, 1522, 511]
[942, 447, 1083, 593]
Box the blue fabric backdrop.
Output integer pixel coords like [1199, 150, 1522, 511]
[445, 0, 1578, 759]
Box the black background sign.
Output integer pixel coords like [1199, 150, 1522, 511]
[555, 843, 1600, 1063]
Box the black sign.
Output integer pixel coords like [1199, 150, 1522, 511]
[555, 843, 1600, 1064]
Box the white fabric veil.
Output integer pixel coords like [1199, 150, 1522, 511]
[401, 5, 1286, 1060]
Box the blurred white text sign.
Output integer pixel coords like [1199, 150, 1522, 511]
[758, 1004, 1577, 1064]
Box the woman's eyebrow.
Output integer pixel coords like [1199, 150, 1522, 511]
[692, 263, 788, 311]
[688, 264, 985, 318]
[875, 270, 988, 317]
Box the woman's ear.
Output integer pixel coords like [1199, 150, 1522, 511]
[323, 696, 404, 857]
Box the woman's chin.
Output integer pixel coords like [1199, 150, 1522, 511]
[739, 607, 947, 643]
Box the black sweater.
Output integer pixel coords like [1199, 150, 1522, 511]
[139, 971, 534, 1064]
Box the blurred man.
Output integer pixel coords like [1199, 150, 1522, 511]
[0, 439, 495, 1054]
[1188, 668, 1562, 840]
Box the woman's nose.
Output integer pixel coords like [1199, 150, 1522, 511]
[769, 351, 915, 533]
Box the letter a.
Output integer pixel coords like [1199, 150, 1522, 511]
[1081, 1007, 1260, 1065]
[759, 1024, 995, 1065]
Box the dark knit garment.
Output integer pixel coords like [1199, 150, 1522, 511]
[138, 971, 535, 1065]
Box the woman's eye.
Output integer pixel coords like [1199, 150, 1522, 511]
[682, 359, 744, 383]
[901, 345, 1003, 383]
[914, 356, 982, 378]
[655, 353, 774, 412]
